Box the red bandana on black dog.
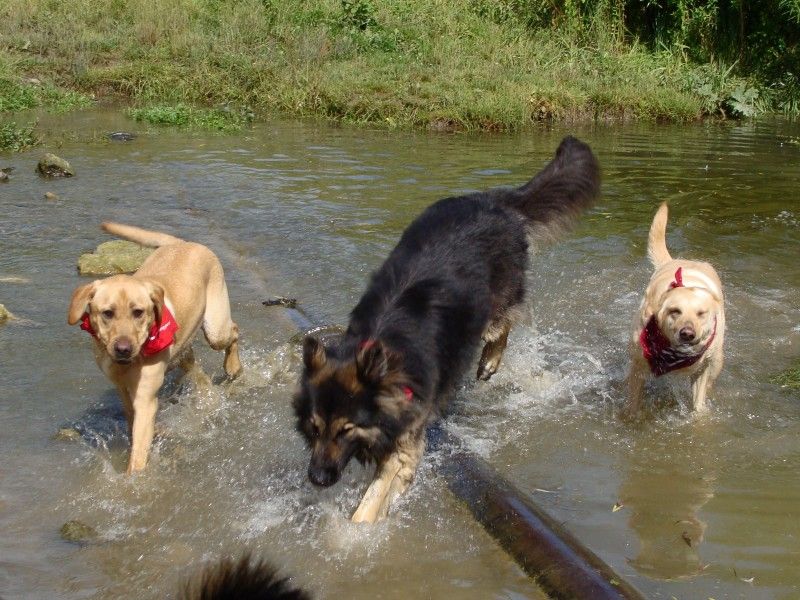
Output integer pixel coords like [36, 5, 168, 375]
[639, 267, 716, 376]
[80, 307, 179, 357]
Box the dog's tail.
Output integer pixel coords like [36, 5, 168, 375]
[647, 202, 672, 268]
[499, 136, 600, 243]
[179, 554, 311, 600]
[101, 222, 183, 247]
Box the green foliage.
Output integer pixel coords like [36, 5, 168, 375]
[1, 0, 798, 128]
[126, 103, 253, 131]
[0, 121, 39, 152]
[771, 363, 800, 389]
[0, 77, 92, 113]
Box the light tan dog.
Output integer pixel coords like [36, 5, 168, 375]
[68, 223, 242, 473]
[625, 203, 725, 416]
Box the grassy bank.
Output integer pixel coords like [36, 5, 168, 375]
[0, 0, 797, 134]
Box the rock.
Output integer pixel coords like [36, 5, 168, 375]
[59, 520, 98, 544]
[77, 240, 153, 275]
[0, 303, 13, 323]
[107, 132, 136, 142]
[53, 427, 82, 441]
[262, 297, 298, 308]
[37, 153, 74, 178]
[44, 191, 59, 200]
[0, 169, 9, 183]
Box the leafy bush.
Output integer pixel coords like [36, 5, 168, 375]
[0, 122, 38, 152]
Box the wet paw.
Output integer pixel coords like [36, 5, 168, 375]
[476, 361, 498, 381]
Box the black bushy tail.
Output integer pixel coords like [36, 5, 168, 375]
[180, 555, 311, 600]
[499, 136, 600, 243]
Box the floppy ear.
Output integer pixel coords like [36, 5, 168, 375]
[356, 340, 389, 384]
[67, 281, 98, 325]
[302, 336, 327, 372]
[144, 280, 165, 323]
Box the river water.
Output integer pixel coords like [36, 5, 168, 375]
[1, 110, 799, 599]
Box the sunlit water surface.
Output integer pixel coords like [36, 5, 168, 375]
[1, 111, 799, 599]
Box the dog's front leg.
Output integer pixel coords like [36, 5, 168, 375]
[351, 454, 402, 524]
[126, 365, 165, 474]
[690, 367, 712, 414]
[376, 434, 425, 519]
[623, 357, 648, 420]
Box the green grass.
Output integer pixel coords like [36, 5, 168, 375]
[772, 364, 800, 389]
[126, 103, 252, 131]
[0, 121, 38, 152]
[0, 0, 782, 130]
[0, 77, 92, 114]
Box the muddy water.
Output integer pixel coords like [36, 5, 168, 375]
[1, 110, 799, 599]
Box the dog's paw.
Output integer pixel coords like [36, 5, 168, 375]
[476, 360, 498, 381]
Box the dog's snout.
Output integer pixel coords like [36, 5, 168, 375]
[308, 462, 339, 487]
[679, 326, 695, 342]
[114, 338, 133, 359]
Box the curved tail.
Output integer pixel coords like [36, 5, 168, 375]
[101, 222, 183, 247]
[499, 136, 600, 243]
[647, 203, 672, 267]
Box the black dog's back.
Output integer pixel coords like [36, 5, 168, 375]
[345, 136, 600, 408]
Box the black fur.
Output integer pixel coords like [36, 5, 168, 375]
[293, 136, 600, 486]
[180, 555, 311, 600]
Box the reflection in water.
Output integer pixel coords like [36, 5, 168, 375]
[620, 426, 716, 580]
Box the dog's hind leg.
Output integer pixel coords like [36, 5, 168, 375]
[202, 271, 242, 380]
[477, 318, 512, 381]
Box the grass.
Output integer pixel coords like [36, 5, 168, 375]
[0, 0, 777, 131]
[0, 77, 92, 114]
[126, 103, 253, 131]
[771, 364, 800, 389]
[0, 121, 38, 152]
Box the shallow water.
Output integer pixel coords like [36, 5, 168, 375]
[1, 110, 799, 599]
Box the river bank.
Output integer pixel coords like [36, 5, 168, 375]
[0, 0, 797, 144]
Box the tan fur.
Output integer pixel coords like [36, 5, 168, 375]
[625, 203, 725, 417]
[68, 222, 242, 474]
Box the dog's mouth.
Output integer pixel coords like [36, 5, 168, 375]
[114, 357, 133, 365]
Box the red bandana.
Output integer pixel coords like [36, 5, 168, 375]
[639, 315, 717, 376]
[79, 306, 179, 357]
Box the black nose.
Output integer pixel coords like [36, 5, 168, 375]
[114, 339, 132, 359]
[679, 327, 695, 342]
[308, 463, 339, 487]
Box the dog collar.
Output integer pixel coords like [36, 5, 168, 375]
[79, 306, 179, 356]
[639, 315, 717, 376]
[669, 267, 684, 289]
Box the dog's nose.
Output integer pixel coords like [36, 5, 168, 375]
[308, 463, 338, 487]
[114, 339, 133, 359]
[679, 327, 696, 342]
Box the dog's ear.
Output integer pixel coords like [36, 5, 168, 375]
[356, 340, 389, 384]
[144, 280, 165, 323]
[67, 281, 98, 325]
[303, 336, 327, 372]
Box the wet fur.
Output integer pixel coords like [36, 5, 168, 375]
[67, 223, 242, 474]
[293, 137, 600, 522]
[625, 203, 726, 417]
[180, 555, 310, 600]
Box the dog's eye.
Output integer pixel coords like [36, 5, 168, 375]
[697, 310, 707, 318]
[337, 423, 355, 438]
[132, 309, 144, 319]
[668, 308, 682, 317]
[102, 309, 114, 319]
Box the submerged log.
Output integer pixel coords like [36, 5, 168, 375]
[432, 427, 645, 600]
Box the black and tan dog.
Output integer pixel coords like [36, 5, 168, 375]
[294, 137, 600, 523]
